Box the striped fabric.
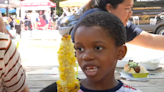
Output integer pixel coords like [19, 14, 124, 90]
[0, 33, 27, 92]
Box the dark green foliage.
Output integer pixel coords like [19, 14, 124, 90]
[51, 0, 65, 16]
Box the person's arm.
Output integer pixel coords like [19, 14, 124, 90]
[22, 86, 29, 92]
[5, 29, 14, 38]
[2, 37, 29, 92]
[128, 31, 164, 50]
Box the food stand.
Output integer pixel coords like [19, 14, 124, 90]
[21, 0, 56, 30]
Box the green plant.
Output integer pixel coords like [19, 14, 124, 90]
[51, 0, 66, 16]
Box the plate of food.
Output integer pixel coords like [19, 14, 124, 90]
[124, 60, 149, 78]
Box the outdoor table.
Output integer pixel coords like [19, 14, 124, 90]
[27, 65, 164, 92]
[115, 66, 164, 92]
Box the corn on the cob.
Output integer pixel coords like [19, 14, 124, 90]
[57, 34, 80, 92]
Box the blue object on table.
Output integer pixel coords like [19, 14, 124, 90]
[0, 8, 16, 13]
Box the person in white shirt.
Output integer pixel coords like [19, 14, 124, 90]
[43, 10, 51, 30]
[31, 11, 39, 30]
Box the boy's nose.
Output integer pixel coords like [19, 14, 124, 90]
[82, 50, 95, 61]
[129, 8, 133, 16]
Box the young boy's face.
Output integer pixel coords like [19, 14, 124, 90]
[74, 26, 127, 82]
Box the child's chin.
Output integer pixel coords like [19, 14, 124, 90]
[84, 75, 96, 81]
[85, 76, 101, 82]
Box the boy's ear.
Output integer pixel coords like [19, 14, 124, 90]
[117, 44, 127, 60]
[106, 3, 113, 12]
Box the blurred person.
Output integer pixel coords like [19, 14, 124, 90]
[15, 17, 22, 35]
[43, 10, 51, 30]
[60, 7, 70, 19]
[8, 16, 14, 30]
[35, 11, 40, 29]
[52, 11, 58, 30]
[38, 11, 47, 30]
[74, 7, 79, 12]
[31, 11, 39, 30]
[47, 10, 52, 30]
[0, 16, 29, 92]
[71, 8, 76, 15]
[24, 13, 31, 30]
[64, 7, 71, 16]
[71, 0, 164, 51]
[56, 7, 70, 28]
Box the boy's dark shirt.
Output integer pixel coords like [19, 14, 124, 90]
[70, 8, 143, 42]
[80, 80, 123, 92]
[40, 80, 123, 92]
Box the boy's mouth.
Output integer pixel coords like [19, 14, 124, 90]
[83, 65, 99, 77]
[86, 66, 98, 72]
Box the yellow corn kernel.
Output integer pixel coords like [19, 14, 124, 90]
[57, 34, 80, 92]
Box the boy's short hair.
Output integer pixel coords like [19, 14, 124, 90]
[75, 11, 126, 47]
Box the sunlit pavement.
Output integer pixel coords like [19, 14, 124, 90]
[20, 30, 62, 40]
[17, 30, 61, 66]
[17, 30, 164, 68]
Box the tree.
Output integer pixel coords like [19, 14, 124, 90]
[51, 0, 66, 16]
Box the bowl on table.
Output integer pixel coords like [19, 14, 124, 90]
[139, 62, 160, 70]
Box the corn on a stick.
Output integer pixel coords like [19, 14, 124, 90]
[57, 34, 80, 92]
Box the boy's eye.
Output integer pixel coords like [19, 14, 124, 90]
[126, 8, 132, 11]
[94, 46, 103, 51]
[125, 8, 130, 10]
[75, 47, 84, 52]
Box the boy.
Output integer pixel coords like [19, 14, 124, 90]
[40, 11, 142, 92]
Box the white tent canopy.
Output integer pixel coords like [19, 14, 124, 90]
[21, 0, 56, 19]
[21, 0, 56, 8]
[59, 0, 90, 7]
